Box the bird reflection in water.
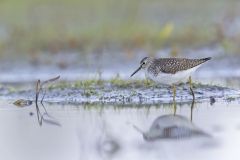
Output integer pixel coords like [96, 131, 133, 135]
[133, 99, 210, 141]
[173, 82, 195, 118]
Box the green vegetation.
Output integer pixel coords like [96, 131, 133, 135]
[0, 0, 240, 56]
[48, 77, 154, 90]
[82, 89, 98, 97]
[74, 79, 103, 88]
[50, 77, 224, 91]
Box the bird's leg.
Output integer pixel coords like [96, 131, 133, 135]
[189, 76, 195, 101]
[188, 76, 196, 122]
[172, 84, 177, 115]
[172, 84, 176, 101]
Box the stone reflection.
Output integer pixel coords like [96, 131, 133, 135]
[96, 120, 121, 159]
[97, 136, 120, 158]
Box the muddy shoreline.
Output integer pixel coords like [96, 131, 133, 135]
[1, 81, 239, 105]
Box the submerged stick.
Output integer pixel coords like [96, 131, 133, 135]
[35, 80, 41, 104]
[35, 75, 60, 103]
[34, 76, 61, 126]
[40, 75, 60, 89]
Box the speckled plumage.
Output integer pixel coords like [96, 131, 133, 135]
[130, 56, 211, 85]
[147, 57, 211, 76]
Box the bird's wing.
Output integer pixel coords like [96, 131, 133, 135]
[155, 58, 210, 74]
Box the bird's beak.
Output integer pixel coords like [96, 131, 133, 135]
[130, 65, 142, 77]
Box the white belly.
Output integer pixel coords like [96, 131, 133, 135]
[145, 65, 200, 85]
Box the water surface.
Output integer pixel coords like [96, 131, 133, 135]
[1, 100, 240, 160]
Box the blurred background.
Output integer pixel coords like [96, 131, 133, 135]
[1, 0, 240, 84]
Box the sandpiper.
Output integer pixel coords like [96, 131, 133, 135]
[130, 57, 211, 101]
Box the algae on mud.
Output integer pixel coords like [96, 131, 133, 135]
[4, 79, 240, 105]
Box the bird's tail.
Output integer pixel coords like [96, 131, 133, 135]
[196, 57, 211, 65]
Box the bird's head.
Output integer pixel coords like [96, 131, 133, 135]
[130, 57, 153, 77]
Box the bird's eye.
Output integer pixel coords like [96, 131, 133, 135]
[142, 62, 145, 65]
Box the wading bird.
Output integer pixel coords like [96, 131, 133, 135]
[130, 57, 211, 102]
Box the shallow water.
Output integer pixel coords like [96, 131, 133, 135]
[1, 49, 240, 160]
[1, 100, 240, 160]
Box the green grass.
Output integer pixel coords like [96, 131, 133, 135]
[49, 77, 155, 90]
